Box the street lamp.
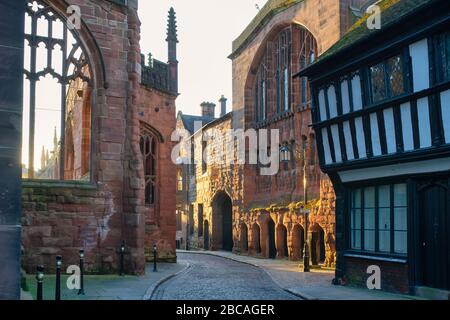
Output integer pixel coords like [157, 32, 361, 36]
[36, 265, 44, 301]
[55, 255, 62, 300]
[78, 249, 85, 295]
[280, 145, 291, 171]
[153, 244, 158, 272]
[119, 241, 125, 276]
[302, 160, 310, 272]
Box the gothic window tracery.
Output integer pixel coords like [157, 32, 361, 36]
[23, 0, 92, 180]
[140, 130, 158, 205]
[252, 26, 317, 122]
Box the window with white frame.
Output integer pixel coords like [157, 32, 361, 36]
[350, 183, 407, 255]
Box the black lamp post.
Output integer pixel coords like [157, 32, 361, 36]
[55, 255, 62, 300]
[36, 265, 44, 301]
[78, 249, 85, 295]
[153, 244, 157, 272]
[303, 163, 310, 272]
[119, 241, 125, 276]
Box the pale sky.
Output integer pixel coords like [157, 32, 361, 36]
[22, 0, 268, 171]
[139, 0, 268, 117]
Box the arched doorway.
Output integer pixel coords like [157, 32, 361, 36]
[252, 223, 261, 254]
[240, 223, 248, 252]
[211, 192, 233, 251]
[268, 218, 276, 259]
[276, 224, 289, 258]
[291, 224, 304, 261]
[203, 220, 210, 250]
[311, 224, 326, 265]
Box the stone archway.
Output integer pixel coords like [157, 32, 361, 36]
[291, 224, 304, 261]
[252, 223, 261, 254]
[203, 220, 210, 250]
[240, 223, 249, 252]
[211, 192, 233, 251]
[267, 218, 277, 259]
[310, 223, 326, 265]
[276, 224, 289, 259]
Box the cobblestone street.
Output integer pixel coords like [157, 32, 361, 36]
[151, 253, 300, 300]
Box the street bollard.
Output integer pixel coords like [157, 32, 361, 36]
[36, 265, 44, 301]
[119, 241, 125, 276]
[153, 244, 157, 272]
[55, 255, 62, 300]
[78, 249, 85, 295]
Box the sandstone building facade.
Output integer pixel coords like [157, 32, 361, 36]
[176, 0, 380, 268]
[20, 0, 178, 274]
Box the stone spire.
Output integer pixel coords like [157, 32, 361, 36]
[53, 126, 58, 152]
[166, 7, 178, 44]
[166, 7, 179, 94]
[40, 146, 46, 170]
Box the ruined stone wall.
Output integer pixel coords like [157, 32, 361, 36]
[21, 0, 176, 274]
[138, 87, 177, 262]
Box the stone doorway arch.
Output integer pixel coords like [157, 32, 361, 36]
[240, 223, 249, 252]
[291, 224, 304, 261]
[267, 218, 277, 259]
[203, 220, 210, 250]
[252, 223, 261, 254]
[276, 224, 289, 258]
[310, 223, 326, 265]
[211, 191, 233, 251]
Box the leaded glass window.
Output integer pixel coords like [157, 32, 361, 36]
[433, 32, 450, 84]
[370, 55, 406, 103]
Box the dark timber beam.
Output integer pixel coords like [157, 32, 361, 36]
[0, 0, 25, 300]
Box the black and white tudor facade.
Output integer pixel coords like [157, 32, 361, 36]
[296, 0, 450, 296]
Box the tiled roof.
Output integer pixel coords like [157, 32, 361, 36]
[178, 112, 216, 134]
[316, 0, 434, 62]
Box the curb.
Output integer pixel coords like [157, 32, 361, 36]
[143, 262, 191, 300]
[177, 250, 315, 300]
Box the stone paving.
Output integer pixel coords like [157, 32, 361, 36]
[24, 263, 185, 300]
[152, 253, 300, 300]
[178, 250, 421, 300]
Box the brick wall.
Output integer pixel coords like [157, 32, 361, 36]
[344, 257, 410, 294]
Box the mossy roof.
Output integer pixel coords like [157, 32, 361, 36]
[316, 0, 434, 62]
[230, 0, 304, 58]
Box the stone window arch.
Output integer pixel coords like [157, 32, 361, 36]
[298, 28, 317, 107]
[140, 129, 158, 206]
[23, 0, 93, 180]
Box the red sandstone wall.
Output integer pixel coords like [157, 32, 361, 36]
[21, 0, 176, 274]
[138, 87, 177, 262]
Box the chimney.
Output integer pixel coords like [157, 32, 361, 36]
[200, 102, 216, 118]
[219, 95, 227, 117]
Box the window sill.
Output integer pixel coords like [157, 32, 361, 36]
[22, 179, 97, 190]
[343, 251, 407, 264]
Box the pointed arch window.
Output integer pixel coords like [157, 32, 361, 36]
[254, 63, 267, 122]
[274, 29, 291, 113]
[140, 131, 157, 205]
[23, 0, 92, 181]
[298, 29, 317, 107]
